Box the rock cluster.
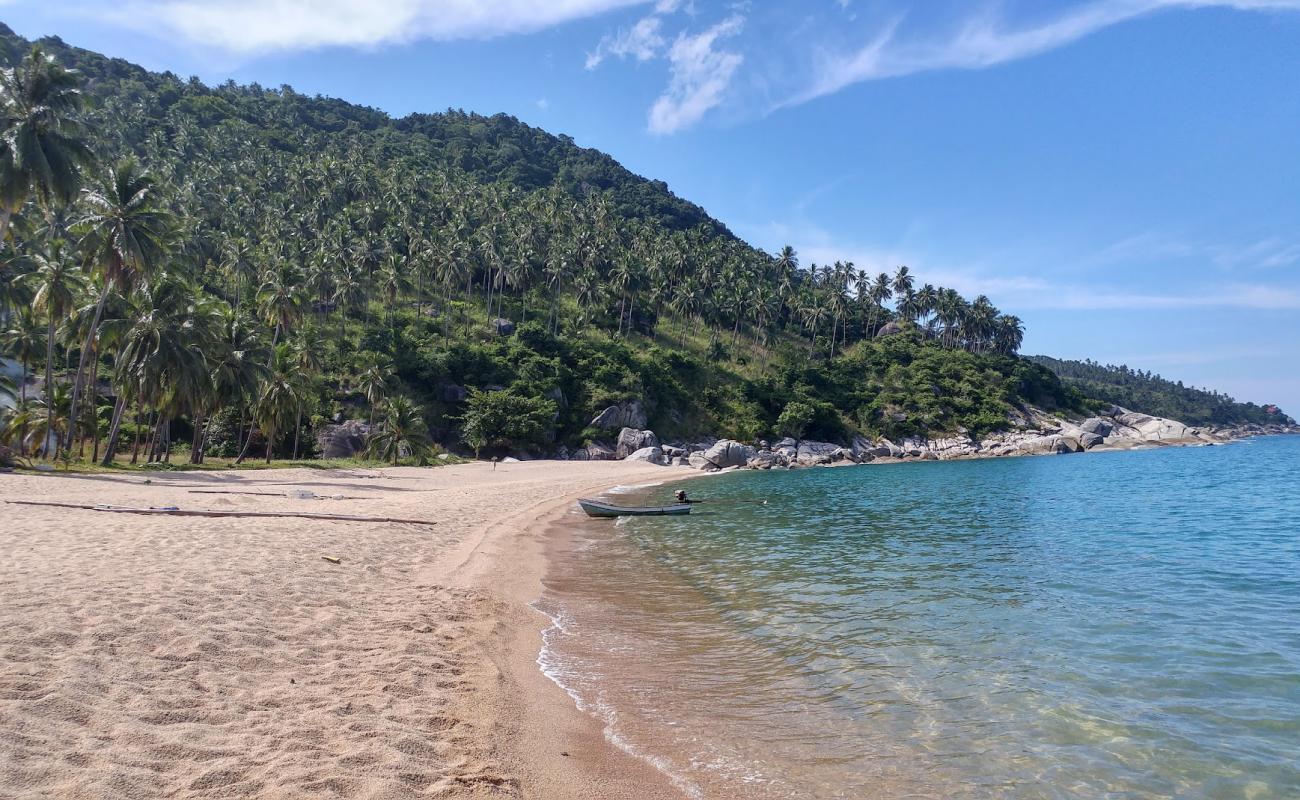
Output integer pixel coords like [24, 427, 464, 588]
[549, 402, 1288, 473]
[314, 420, 374, 459]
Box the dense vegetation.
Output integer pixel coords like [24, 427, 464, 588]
[1029, 356, 1292, 427]
[0, 26, 1091, 467]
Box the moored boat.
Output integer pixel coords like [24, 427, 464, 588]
[578, 498, 692, 518]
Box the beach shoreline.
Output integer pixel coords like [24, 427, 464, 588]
[0, 460, 701, 799]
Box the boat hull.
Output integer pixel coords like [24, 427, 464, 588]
[578, 499, 692, 517]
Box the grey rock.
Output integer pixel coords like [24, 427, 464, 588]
[439, 383, 468, 404]
[624, 446, 667, 465]
[1079, 417, 1113, 436]
[796, 440, 842, 466]
[688, 452, 720, 472]
[590, 400, 648, 431]
[491, 318, 516, 335]
[1078, 432, 1105, 449]
[702, 439, 756, 468]
[315, 420, 373, 459]
[616, 427, 660, 459]
[583, 440, 616, 461]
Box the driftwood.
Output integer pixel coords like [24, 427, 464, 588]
[5, 500, 436, 526]
[186, 489, 373, 500]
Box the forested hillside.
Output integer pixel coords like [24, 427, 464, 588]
[1029, 356, 1291, 427]
[0, 24, 1096, 466]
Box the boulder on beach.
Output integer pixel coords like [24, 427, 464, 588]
[624, 446, 666, 465]
[616, 427, 660, 459]
[796, 440, 842, 466]
[701, 439, 755, 469]
[688, 452, 720, 472]
[581, 440, 616, 461]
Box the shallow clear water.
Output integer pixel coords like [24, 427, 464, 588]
[538, 436, 1300, 799]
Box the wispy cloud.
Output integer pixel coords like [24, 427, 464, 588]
[103, 0, 648, 53]
[746, 220, 1300, 311]
[647, 13, 744, 134]
[784, 0, 1300, 109]
[586, 15, 667, 69]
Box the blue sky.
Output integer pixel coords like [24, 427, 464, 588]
[5, 0, 1299, 411]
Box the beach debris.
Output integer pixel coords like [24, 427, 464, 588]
[5, 500, 437, 526]
[321, 556, 342, 564]
[187, 489, 372, 500]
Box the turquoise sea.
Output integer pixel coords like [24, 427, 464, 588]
[537, 436, 1300, 799]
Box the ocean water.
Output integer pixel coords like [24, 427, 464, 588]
[536, 436, 1300, 799]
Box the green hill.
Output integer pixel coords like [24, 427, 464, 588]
[1028, 356, 1291, 427]
[0, 26, 1120, 466]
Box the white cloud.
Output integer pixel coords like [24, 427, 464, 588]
[104, 0, 649, 53]
[647, 13, 744, 135]
[586, 15, 666, 69]
[785, 0, 1300, 108]
[536, 97, 549, 109]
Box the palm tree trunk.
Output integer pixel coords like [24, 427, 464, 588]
[292, 404, 302, 460]
[18, 356, 28, 456]
[42, 316, 55, 459]
[65, 283, 112, 456]
[190, 412, 205, 464]
[130, 399, 144, 464]
[101, 394, 127, 466]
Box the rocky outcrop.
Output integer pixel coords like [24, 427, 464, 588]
[590, 400, 647, 431]
[1079, 417, 1112, 437]
[616, 427, 660, 459]
[438, 383, 468, 404]
[491, 318, 516, 335]
[315, 420, 373, 458]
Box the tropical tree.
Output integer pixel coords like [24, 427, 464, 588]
[68, 158, 177, 454]
[0, 45, 95, 243]
[25, 245, 83, 456]
[1, 308, 42, 453]
[367, 395, 432, 464]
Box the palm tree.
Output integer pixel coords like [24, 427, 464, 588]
[891, 266, 914, 308]
[0, 46, 95, 243]
[367, 395, 432, 464]
[2, 308, 42, 453]
[241, 344, 304, 464]
[357, 363, 389, 428]
[68, 158, 176, 455]
[25, 245, 83, 457]
[993, 314, 1025, 355]
[256, 261, 306, 347]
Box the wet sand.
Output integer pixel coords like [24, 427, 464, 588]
[0, 460, 698, 799]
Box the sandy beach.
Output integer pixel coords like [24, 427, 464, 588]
[0, 461, 697, 799]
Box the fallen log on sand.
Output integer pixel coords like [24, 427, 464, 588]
[5, 500, 436, 526]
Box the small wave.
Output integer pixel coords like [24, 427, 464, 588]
[530, 598, 705, 799]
